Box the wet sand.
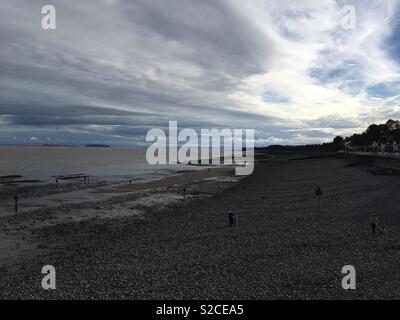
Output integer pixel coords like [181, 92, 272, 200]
[1, 158, 400, 299]
[0, 167, 238, 271]
[98, 167, 235, 193]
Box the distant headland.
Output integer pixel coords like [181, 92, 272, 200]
[84, 144, 111, 148]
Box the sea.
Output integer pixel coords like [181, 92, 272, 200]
[0, 146, 192, 183]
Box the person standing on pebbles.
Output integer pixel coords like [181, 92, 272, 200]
[228, 210, 236, 227]
[14, 195, 19, 213]
[370, 214, 379, 235]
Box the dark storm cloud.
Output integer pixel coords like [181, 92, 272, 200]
[0, 0, 273, 118]
[0, 103, 143, 117]
[124, 0, 274, 77]
[0, 101, 283, 133]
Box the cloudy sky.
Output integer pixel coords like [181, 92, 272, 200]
[1, 0, 400, 146]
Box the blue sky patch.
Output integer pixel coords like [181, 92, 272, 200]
[263, 91, 289, 104]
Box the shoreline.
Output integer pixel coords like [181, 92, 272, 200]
[0, 166, 240, 272]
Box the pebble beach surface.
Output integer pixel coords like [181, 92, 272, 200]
[1, 157, 400, 299]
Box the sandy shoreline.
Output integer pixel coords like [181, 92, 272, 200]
[0, 166, 238, 271]
[1, 157, 400, 299]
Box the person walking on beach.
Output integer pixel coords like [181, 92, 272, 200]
[14, 195, 18, 213]
[182, 187, 187, 198]
[370, 214, 379, 235]
[315, 186, 323, 196]
[228, 210, 236, 227]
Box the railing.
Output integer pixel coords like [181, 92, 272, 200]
[346, 151, 400, 159]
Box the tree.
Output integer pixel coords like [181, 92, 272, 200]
[333, 136, 344, 150]
[333, 136, 344, 145]
[346, 120, 400, 146]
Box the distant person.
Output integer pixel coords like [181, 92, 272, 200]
[315, 186, 323, 196]
[14, 195, 18, 213]
[381, 225, 387, 235]
[129, 179, 132, 185]
[228, 211, 236, 227]
[370, 214, 379, 235]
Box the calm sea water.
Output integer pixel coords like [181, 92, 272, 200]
[0, 146, 164, 180]
[0, 146, 237, 182]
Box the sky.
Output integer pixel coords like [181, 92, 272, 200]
[1, 0, 400, 146]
